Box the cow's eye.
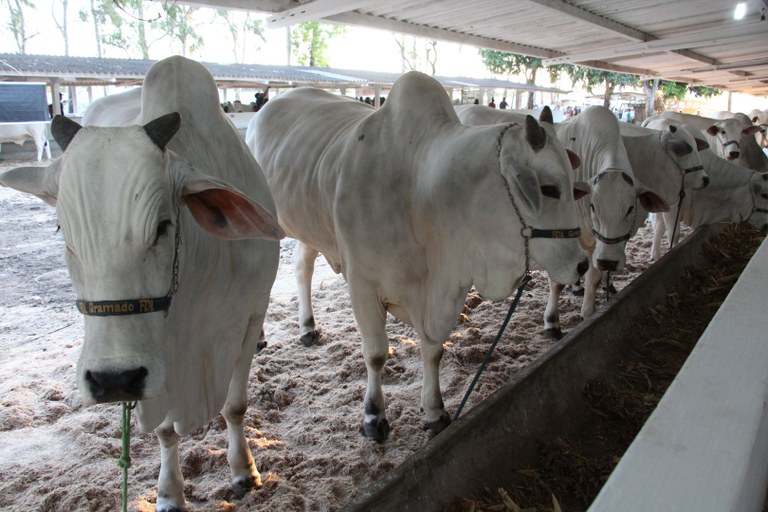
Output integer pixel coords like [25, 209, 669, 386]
[590, 203, 595, 212]
[540, 185, 560, 199]
[155, 220, 172, 245]
[626, 206, 634, 216]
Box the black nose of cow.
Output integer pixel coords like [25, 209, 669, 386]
[728, 151, 740, 160]
[702, 176, 710, 188]
[597, 259, 619, 271]
[577, 259, 589, 277]
[85, 367, 148, 403]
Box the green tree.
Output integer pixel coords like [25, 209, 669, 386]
[52, 0, 70, 55]
[5, 0, 36, 53]
[658, 81, 688, 101]
[659, 81, 720, 101]
[642, 79, 660, 117]
[96, 0, 190, 60]
[688, 85, 720, 98]
[95, 0, 153, 59]
[393, 34, 438, 75]
[215, 9, 266, 64]
[558, 66, 640, 108]
[158, 4, 203, 57]
[290, 21, 346, 67]
[649, 81, 721, 113]
[79, 0, 123, 58]
[479, 49, 543, 108]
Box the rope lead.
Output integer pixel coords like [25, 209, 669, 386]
[669, 187, 686, 250]
[453, 274, 532, 422]
[118, 401, 137, 512]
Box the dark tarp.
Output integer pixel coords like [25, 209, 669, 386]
[0, 83, 49, 122]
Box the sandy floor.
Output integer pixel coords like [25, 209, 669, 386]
[0, 155, 667, 511]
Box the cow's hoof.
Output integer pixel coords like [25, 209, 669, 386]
[232, 473, 262, 499]
[156, 504, 187, 512]
[300, 330, 320, 347]
[361, 418, 390, 443]
[255, 340, 268, 354]
[543, 328, 564, 340]
[422, 412, 451, 435]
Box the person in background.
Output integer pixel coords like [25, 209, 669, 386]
[489, 97, 496, 108]
[499, 97, 508, 109]
[48, 92, 65, 118]
[254, 85, 270, 112]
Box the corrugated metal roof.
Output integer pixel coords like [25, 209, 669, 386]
[0, 53, 568, 93]
[188, 0, 768, 96]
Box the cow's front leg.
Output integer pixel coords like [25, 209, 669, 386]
[543, 277, 566, 339]
[155, 422, 186, 512]
[349, 285, 390, 442]
[580, 264, 603, 319]
[223, 317, 263, 498]
[650, 213, 666, 261]
[419, 337, 450, 433]
[294, 241, 321, 347]
[664, 209, 683, 248]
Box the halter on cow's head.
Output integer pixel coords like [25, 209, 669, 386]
[495, 110, 589, 282]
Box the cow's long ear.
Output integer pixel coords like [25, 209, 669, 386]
[0, 163, 61, 206]
[636, 183, 669, 213]
[525, 115, 546, 150]
[182, 177, 284, 240]
[499, 124, 542, 215]
[566, 149, 581, 170]
[143, 112, 181, 151]
[539, 106, 554, 125]
[51, 115, 82, 152]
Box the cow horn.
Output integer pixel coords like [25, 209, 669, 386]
[539, 106, 554, 125]
[525, 115, 546, 150]
[143, 112, 181, 151]
[51, 115, 82, 152]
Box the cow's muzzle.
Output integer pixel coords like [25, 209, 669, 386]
[85, 367, 148, 403]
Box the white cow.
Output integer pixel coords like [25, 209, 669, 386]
[549, 107, 669, 326]
[454, 104, 565, 124]
[643, 111, 754, 162]
[749, 108, 768, 148]
[0, 56, 283, 511]
[0, 121, 51, 161]
[650, 125, 768, 259]
[81, 87, 142, 126]
[643, 113, 765, 172]
[456, 105, 669, 338]
[619, 122, 711, 203]
[737, 118, 768, 172]
[723, 109, 768, 152]
[248, 71, 589, 441]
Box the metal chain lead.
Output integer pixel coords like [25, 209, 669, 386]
[496, 122, 532, 277]
[165, 208, 182, 317]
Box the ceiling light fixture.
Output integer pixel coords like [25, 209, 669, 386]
[734, 1, 747, 20]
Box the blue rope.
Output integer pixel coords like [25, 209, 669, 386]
[453, 275, 532, 422]
[118, 401, 137, 512]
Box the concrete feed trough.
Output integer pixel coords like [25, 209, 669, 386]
[342, 224, 730, 512]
